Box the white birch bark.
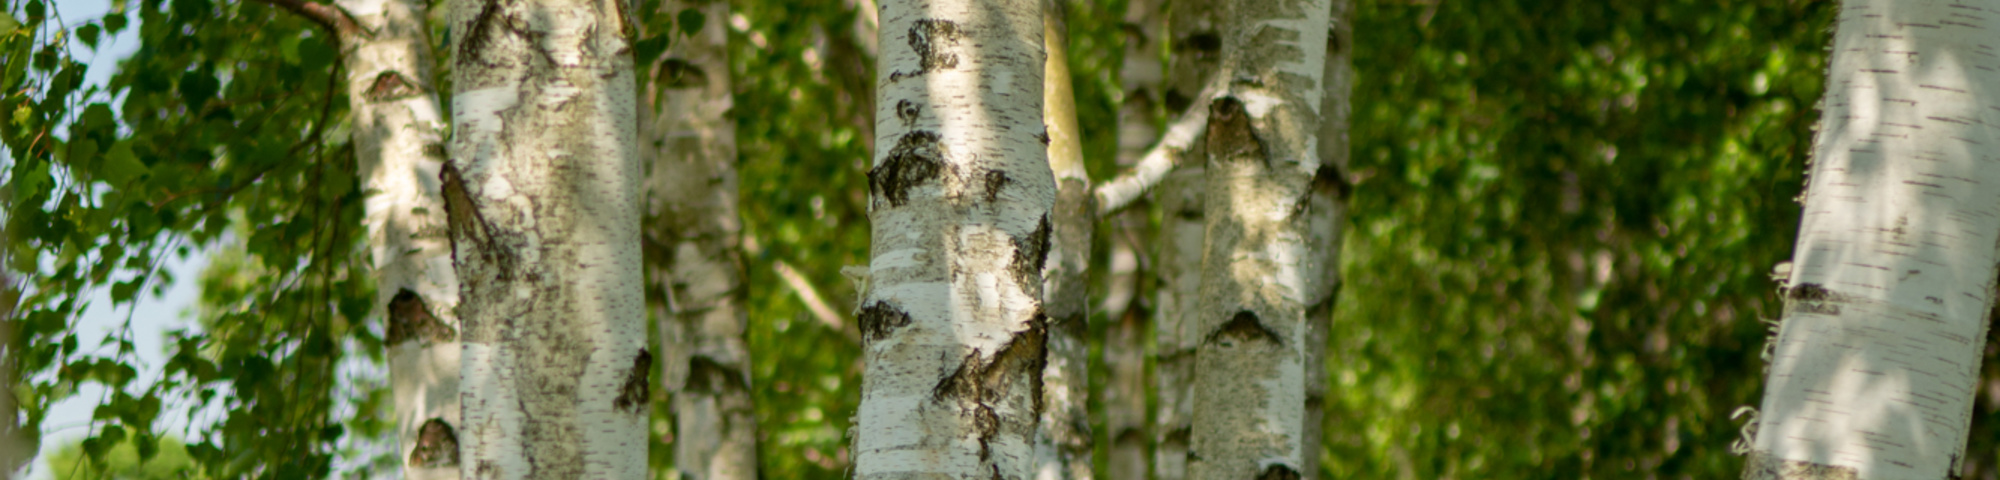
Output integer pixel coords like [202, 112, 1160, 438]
[1152, 1, 1222, 477]
[1300, 0, 1352, 475]
[639, 0, 758, 478]
[852, 0, 1054, 477]
[1744, 1, 2000, 479]
[442, 0, 646, 476]
[1034, 1, 1091, 478]
[1184, 0, 1328, 477]
[337, 0, 461, 476]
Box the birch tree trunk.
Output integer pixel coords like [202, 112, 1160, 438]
[1300, 0, 1353, 476]
[1743, 0, 2000, 478]
[1184, 0, 1329, 477]
[1153, 0, 1221, 477]
[1103, 0, 1162, 477]
[442, 0, 646, 476]
[1034, 1, 1091, 478]
[851, 0, 1055, 477]
[639, 0, 758, 478]
[337, 0, 461, 476]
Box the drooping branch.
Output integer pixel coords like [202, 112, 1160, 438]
[1092, 92, 1211, 217]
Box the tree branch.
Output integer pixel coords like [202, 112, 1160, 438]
[1093, 93, 1212, 217]
[255, 0, 362, 38]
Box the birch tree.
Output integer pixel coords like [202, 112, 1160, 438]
[850, 0, 1055, 477]
[1300, 0, 1352, 475]
[641, 0, 759, 477]
[442, 0, 647, 475]
[335, 0, 462, 476]
[1153, 1, 1222, 477]
[1184, 0, 1329, 478]
[1102, 0, 1163, 476]
[1742, 0, 2000, 478]
[1034, 1, 1091, 478]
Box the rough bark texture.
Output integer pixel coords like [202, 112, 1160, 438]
[1034, 2, 1092, 479]
[851, 0, 1055, 478]
[1300, 0, 1352, 476]
[338, 0, 461, 476]
[1184, 0, 1329, 478]
[1152, 0, 1222, 477]
[443, 0, 646, 476]
[1744, 1, 2000, 478]
[639, 0, 759, 478]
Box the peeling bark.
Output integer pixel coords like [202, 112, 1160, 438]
[1184, 0, 1329, 477]
[337, 0, 460, 476]
[1033, 1, 1092, 478]
[852, 0, 1055, 478]
[443, 0, 645, 476]
[639, 0, 759, 478]
[1744, 1, 2000, 478]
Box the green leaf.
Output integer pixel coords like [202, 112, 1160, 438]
[77, 24, 101, 49]
[677, 8, 705, 37]
[0, 12, 18, 33]
[110, 280, 140, 303]
[102, 12, 127, 35]
[100, 141, 149, 186]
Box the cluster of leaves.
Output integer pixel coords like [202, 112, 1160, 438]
[4, 0, 378, 476]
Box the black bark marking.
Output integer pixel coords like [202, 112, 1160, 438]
[1314, 163, 1353, 200]
[458, 0, 506, 65]
[1207, 97, 1267, 166]
[896, 99, 922, 127]
[1787, 283, 1843, 315]
[869, 131, 946, 207]
[932, 314, 1048, 462]
[364, 71, 424, 102]
[655, 58, 708, 89]
[409, 418, 460, 467]
[1164, 89, 1194, 114]
[858, 303, 915, 342]
[1789, 283, 1832, 301]
[1182, 31, 1222, 53]
[682, 355, 748, 393]
[613, 349, 653, 413]
[1035, 127, 1052, 146]
[439, 163, 517, 281]
[982, 170, 1010, 203]
[1257, 464, 1302, 480]
[386, 289, 457, 345]
[1010, 215, 1053, 290]
[1208, 310, 1283, 348]
[910, 19, 964, 73]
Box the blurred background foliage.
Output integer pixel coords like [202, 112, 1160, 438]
[14, 0, 2000, 478]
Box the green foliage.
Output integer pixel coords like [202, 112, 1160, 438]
[17, 0, 2000, 479]
[1327, 0, 1831, 476]
[5, 0, 374, 476]
[47, 434, 206, 480]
